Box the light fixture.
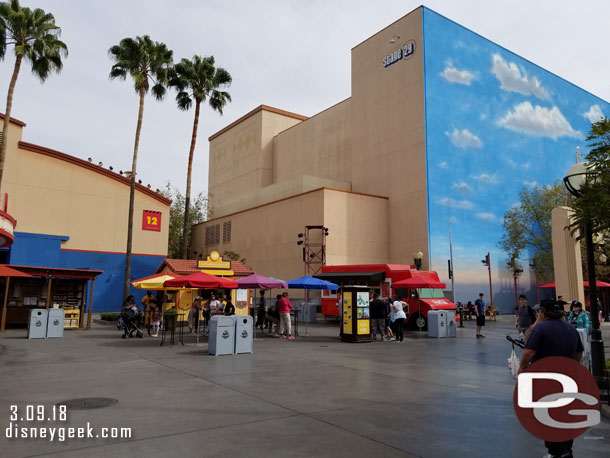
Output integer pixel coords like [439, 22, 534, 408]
[138, 179, 142, 184]
[109, 166, 113, 171]
[389, 35, 400, 43]
[147, 184, 151, 189]
[87, 157, 92, 162]
[413, 251, 423, 270]
[98, 162, 103, 166]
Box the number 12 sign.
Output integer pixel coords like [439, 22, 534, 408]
[142, 210, 162, 232]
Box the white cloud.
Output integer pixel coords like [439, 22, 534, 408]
[439, 161, 448, 169]
[498, 101, 581, 139]
[476, 212, 499, 222]
[445, 128, 482, 148]
[440, 64, 475, 85]
[491, 53, 549, 100]
[452, 181, 473, 194]
[504, 157, 530, 170]
[472, 173, 498, 184]
[583, 104, 604, 123]
[439, 197, 473, 209]
[523, 180, 540, 188]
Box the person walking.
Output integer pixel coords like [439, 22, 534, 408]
[256, 290, 266, 331]
[141, 291, 156, 336]
[223, 299, 235, 316]
[474, 293, 486, 338]
[385, 297, 395, 341]
[369, 294, 387, 341]
[188, 296, 202, 334]
[515, 294, 536, 337]
[278, 292, 294, 339]
[391, 295, 406, 342]
[518, 299, 584, 458]
[567, 301, 591, 334]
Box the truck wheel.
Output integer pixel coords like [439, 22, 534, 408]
[415, 315, 426, 330]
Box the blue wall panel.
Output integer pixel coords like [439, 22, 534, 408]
[422, 7, 610, 311]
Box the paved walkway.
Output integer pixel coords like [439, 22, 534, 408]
[1, 318, 609, 458]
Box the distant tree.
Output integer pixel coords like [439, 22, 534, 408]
[108, 36, 173, 299]
[161, 183, 208, 259]
[169, 55, 231, 259]
[0, 0, 67, 186]
[222, 250, 246, 264]
[499, 182, 569, 280]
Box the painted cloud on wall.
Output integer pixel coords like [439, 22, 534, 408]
[452, 181, 473, 194]
[440, 63, 475, 85]
[491, 53, 549, 100]
[583, 104, 604, 123]
[439, 197, 473, 209]
[472, 173, 498, 184]
[498, 102, 581, 139]
[445, 128, 482, 148]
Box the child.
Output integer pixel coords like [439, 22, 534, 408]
[151, 305, 161, 337]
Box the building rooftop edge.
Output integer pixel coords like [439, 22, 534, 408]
[0, 113, 27, 127]
[18, 141, 172, 206]
[208, 104, 309, 141]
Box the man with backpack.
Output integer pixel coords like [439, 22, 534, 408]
[515, 294, 536, 336]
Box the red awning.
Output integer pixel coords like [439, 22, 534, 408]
[164, 272, 238, 289]
[0, 265, 31, 277]
[393, 277, 446, 289]
[6, 265, 103, 279]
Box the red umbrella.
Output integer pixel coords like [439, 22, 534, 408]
[393, 277, 446, 289]
[537, 281, 610, 288]
[164, 272, 238, 289]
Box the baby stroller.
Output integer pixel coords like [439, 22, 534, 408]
[120, 310, 144, 339]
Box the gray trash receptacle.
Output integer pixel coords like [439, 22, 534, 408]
[209, 315, 235, 356]
[446, 310, 456, 338]
[428, 310, 447, 338]
[298, 303, 317, 323]
[28, 309, 48, 339]
[235, 315, 253, 354]
[47, 308, 66, 338]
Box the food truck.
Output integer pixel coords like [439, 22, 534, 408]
[317, 264, 455, 329]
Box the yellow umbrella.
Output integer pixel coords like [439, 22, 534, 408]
[131, 273, 177, 290]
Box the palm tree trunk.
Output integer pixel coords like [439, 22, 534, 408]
[181, 99, 201, 259]
[123, 87, 146, 299]
[0, 56, 23, 189]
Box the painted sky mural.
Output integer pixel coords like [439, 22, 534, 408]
[422, 8, 610, 311]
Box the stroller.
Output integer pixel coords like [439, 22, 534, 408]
[120, 309, 144, 339]
[506, 335, 524, 379]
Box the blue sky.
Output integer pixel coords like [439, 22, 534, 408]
[423, 8, 610, 308]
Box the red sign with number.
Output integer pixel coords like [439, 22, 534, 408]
[142, 210, 162, 232]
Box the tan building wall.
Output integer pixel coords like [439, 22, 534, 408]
[350, 8, 428, 267]
[191, 188, 389, 280]
[0, 119, 170, 256]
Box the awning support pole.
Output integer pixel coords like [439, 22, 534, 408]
[0, 277, 10, 332]
[86, 279, 95, 330]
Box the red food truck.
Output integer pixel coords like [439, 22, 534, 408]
[317, 264, 456, 329]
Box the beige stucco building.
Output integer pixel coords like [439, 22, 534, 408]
[191, 8, 427, 282]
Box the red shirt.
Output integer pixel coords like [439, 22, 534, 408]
[278, 297, 293, 314]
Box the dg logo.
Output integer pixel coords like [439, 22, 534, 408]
[513, 356, 600, 441]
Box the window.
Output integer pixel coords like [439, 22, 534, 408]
[205, 224, 220, 245]
[223, 221, 232, 242]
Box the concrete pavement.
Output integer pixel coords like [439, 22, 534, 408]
[1, 317, 609, 458]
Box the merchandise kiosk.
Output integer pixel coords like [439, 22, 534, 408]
[341, 286, 371, 343]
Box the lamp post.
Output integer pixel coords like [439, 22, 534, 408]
[481, 252, 494, 308]
[413, 251, 423, 270]
[563, 162, 607, 382]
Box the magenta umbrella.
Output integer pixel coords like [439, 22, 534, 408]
[235, 274, 288, 289]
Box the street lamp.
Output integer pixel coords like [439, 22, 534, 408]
[413, 251, 423, 270]
[563, 162, 607, 383]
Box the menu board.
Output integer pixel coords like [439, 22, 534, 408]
[356, 291, 370, 335]
[343, 292, 352, 334]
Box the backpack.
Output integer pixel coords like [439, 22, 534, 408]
[527, 306, 536, 323]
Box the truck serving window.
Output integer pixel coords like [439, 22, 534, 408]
[417, 288, 444, 298]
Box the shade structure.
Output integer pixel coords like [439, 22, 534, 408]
[131, 273, 176, 290]
[235, 274, 288, 289]
[287, 275, 338, 290]
[164, 272, 238, 289]
[393, 277, 446, 289]
[537, 281, 610, 289]
[0, 265, 31, 277]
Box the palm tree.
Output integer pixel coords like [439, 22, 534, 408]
[109, 35, 172, 299]
[170, 55, 231, 259]
[0, 0, 67, 186]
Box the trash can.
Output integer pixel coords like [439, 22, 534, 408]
[446, 310, 456, 338]
[298, 303, 317, 323]
[209, 315, 235, 356]
[428, 310, 447, 338]
[46, 308, 65, 338]
[235, 315, 253, 354]
[28, 309, 48, 339]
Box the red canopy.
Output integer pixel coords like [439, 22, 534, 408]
[537, 281, 610, 288]
[393, 277, 446, 289]
[0, 265, 32, 277]
[163, 272, 238, 289]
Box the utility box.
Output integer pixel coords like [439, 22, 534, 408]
[446, 310, 456, 338]
[209, 315, 235, 356]
[235, 315, 253, 354]
[28, 309, 48, 339]
[428, 310, 448, 338]
[298, 303, 317, 323]
[46, 309, 66, 338]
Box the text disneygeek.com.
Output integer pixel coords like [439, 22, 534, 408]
[4, 405, 131, 442]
